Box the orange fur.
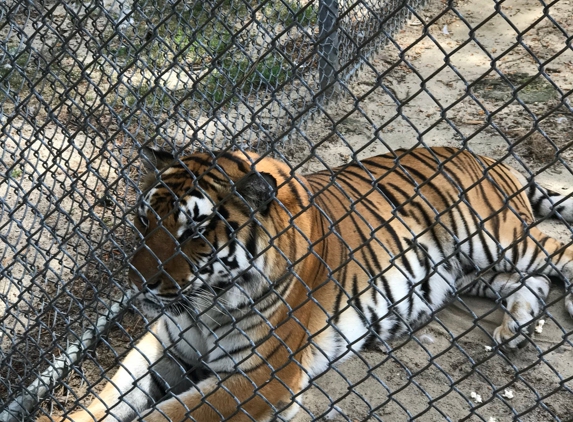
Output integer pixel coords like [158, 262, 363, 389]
[38, 147, 573, 422]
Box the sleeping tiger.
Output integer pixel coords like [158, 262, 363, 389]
[39, 146, 573, 422]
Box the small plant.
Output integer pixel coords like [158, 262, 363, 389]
[262, 0, 317, 28]
[10, 168, 22, 178]
[195, 53, 293, 108]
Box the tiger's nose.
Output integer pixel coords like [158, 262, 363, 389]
[128, 268, 145, 290]
[128, 269, 162, 290]
[129, 268, 163, 291]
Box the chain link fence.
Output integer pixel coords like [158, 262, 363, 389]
[1, 0, 573, 420]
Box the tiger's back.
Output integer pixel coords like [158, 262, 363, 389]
[302, 147, 546, 369]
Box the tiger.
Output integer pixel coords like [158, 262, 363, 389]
[38, 146, 573, 422]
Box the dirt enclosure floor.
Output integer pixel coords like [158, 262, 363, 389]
[3, 0, 572, 420]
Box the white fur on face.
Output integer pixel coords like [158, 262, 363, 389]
[176, 194, 214, 237]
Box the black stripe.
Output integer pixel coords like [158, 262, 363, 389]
[376, 183, 409, 216]
[370, 275, 379, 306]
[510, 227, 520, 266]
[321, 176, 410, 272]
[413, 240, 433, 304]
[333, 259, 350, 324]
[360, 158, 395, 173]
[378, 275, 400, 336]
[336, 167, 375, 185]
[367, 305, 382, 346]
[487, 164, 527, 212]
[219, 152, 249, 173]
[163, 319, 192, 364]
[387, 183, 422, 226]
[245, 222, 258, 259]
[455, 203, 474, 260]
[379, 275, 396, 306]
[209, 341, 254, 364]
[476, 226, 496, 266]
[525, 241, 541, 272]
[491, 211, 501, 245]
[400, 164, 457, 211]
[404, 199, 447, 260]
[311, 180, 384, 274]
[528, 184, 540, 210]
[244, 332, 293, 373]
[406, 149, 442, 174]
[184, 156, 213, 168]
[277, 168, 305, 209]
[351, 275, 369, 327]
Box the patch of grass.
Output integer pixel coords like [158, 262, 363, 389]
[197, 53, 293, 107]
[104, 1, 311, 114]
[262, 0, 317, 27]
[1, 49, 37, 102]
[10, 168, 22, 178]
[116, 46, 130, 59]
[474, 72, 558, 104]
[123, 82, 153, 108]
[117, 51, 294, 113]
[150, 1, 238, 67]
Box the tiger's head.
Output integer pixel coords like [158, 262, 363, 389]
[128, 147, 312, 320]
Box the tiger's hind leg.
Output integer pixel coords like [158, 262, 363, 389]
[519, 177, 573, 317]
[460, 271, 551, 350]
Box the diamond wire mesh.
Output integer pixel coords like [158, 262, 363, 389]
[1, 0, 573, 421]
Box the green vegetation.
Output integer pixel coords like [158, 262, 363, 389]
[1, 1, 317, 116]
[110, 0, 313, 112]
[10, 168, 22, 178]
[262, 0, 317, 27]
[119, 51, 294, 113]
[197, 53, 294, 107]
[474, 72, 558, 104]
[0, 48, 36, 105]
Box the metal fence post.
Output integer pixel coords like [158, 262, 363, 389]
[318, 0, 339, 95]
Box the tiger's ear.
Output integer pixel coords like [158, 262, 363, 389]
[140, 146, 176, 173]
[236, 171, 277, 213]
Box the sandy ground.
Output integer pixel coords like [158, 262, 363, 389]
[1, 0, 572, 420]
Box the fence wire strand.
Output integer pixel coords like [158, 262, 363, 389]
[1, 0, 573, 421]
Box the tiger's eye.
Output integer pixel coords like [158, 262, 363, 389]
[180, 224, 206, 242]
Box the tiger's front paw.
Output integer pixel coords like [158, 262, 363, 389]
[494, 277, 548, 351]
[493, 320, 531, 350]
[493, 304, 539, 350]
[133, 412, 172, 422]
[37, 415, 69, 422]
[565, 293, 573, 318]
[36, 412, 99, 422]
[132, 399, 192, 422]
